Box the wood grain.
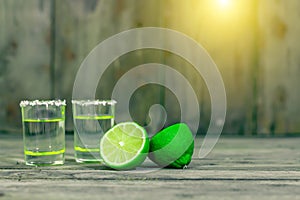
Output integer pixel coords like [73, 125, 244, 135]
[0, 134, 300, 199]
[0, 0, 52, 131]
[258, 0, 300, 135]
[0, 0, 300, 135]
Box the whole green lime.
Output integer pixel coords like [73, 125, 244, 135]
[148, 123, 194, 169]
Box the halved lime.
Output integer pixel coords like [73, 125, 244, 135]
[149, 123, 194, 169]
[100, 122, 149, 170]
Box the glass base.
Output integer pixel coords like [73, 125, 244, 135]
[75, 150, 103, 163]
[25, 153, 64, 166]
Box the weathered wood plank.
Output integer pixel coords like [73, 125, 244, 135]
[53, 0, 139, 130]
[1, 134, 300, 199]
[0, 179, 299, 200]
[1, 134, 300, 171]
[157, 0, 258, 135]
[0, 0, 300, 136]
[258, 0, 300, 135]
[0, 0, 52, 131]
[1, 168, 300, 181]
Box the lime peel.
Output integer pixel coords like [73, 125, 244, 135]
[100, 122, 149, 170]
[149, 123, 194, 169]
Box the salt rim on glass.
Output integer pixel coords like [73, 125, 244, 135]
[20, 100, 66, 107]
[71, 99, 117, 106]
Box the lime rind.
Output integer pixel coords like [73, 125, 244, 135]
[101, 138, 145, 166]
[100, 122, 149, 170]
[167, 141, 194, 168]
[149, 123, 194, 169]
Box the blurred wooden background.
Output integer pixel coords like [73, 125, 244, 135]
[0, 0, 299, 135]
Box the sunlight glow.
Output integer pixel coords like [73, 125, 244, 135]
[218, 0, 231, 8]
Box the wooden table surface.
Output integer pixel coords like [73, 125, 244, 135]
[0, 133, 300, 200]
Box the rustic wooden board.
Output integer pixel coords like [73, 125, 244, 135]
[258, 0, 300, 135]
[0, 0, 52, 131]
[156, 0, 259, 135]
[53, 0, 151, 130]
[0, 0, 300, 136]
[1, 133, 300, 199]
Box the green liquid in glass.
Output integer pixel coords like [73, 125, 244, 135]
[74, 115, 114, 163]
[23, 118, 65, 166]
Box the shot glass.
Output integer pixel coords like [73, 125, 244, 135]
[72, 100, 116, 163]
[20, 100, 66, 166]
